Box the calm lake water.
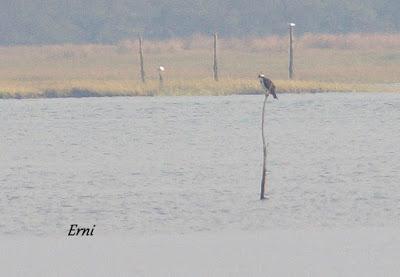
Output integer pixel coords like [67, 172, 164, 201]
[1, 93, 399, 236]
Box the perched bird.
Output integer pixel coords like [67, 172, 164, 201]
[258, 74, 278, 99]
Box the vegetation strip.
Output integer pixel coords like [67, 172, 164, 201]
[0, 80, 397, 99]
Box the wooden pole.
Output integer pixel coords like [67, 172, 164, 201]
[139, 36, 146, 83]
[159, 71, 163, 89]
[288, 25, 294, 79]
[213, 33, 219, 81]
[158, 66, 164, 92]
[260, 94, 269, 200]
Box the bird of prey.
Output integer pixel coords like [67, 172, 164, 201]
[258, 74, 278, 99]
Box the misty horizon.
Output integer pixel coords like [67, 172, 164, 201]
[0, 0, 399, 45]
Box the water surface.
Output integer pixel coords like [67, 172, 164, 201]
[1, 93, 399, 236]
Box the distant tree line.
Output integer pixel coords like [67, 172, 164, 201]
[0, 0, 399, 45]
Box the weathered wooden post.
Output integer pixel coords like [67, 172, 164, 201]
[139, 36, 146, 83]
[288, 23, 295, 79]
[213, 33, 219, 81]
[260, 93, 269, 200]
[158, 66, 165, 92]
[258, 74, 277, 199]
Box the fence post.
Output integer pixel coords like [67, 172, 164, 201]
[158, 66, 165, 92]
[288, 23, 295, 79]
[213, 33, 219, 81]
[139, 36, 146, 83]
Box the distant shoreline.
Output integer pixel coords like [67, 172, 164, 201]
[1, 36, 399, 99]
[1, 80, 398, 99]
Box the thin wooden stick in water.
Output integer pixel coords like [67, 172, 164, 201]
[260, 93, 269, 200]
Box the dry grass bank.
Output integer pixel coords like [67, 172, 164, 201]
[0, 33, 399, 98]
[0, 79, 395, 99]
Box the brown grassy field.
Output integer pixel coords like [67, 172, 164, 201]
[0, 33, 399, 98]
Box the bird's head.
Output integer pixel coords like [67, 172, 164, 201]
[258, 74, 265, 79]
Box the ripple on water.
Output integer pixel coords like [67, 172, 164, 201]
[0, 93, 400, 235]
